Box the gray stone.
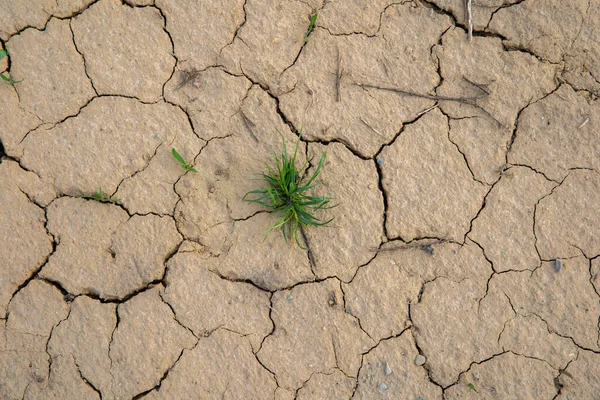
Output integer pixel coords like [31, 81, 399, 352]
[414, 355, 426, 366]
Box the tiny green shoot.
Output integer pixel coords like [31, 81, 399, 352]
[304, 13, 318, 44]
[80, 188, 120, 204]
[0, 50, 22, 85]
[243, 135, 335, 249]
[172, 148, 197, 173]
[468, 383, 478, 393]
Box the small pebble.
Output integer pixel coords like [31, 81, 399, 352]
[376, 157, 384, 165]
[415, 354, 426, 366]
[192, 80, 200, 88]
[236, 295, 242, 301]
[379, 384, 388, 391]
[417, 397, 425, 400]
[348, 306, 353, 313]
[473, 373, 479, 381]
[555, 259, 562, 272]
[287, 295, 293, 301]
[384, 362, 392, 376]
[354, 297, 359, 302]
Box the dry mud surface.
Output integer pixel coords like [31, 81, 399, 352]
[1, 0, 600, 399]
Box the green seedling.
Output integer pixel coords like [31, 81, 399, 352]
[172, 148, 197, 172]
[80, 188, 120, 204]
[304, 13, 318, 44]
[0, 50, 22, 85]
[468, 383, 478, 393]
[243, 135, 335, 249]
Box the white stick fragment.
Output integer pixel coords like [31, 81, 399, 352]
[416, 103, 439, 118]
[360, 117, 384, 137]
[466, 0, 473, 42]
[578, 117, 590, 129]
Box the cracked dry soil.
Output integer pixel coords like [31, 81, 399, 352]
[1, 0, 599, 399]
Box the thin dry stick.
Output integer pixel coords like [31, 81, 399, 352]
[466, 0, 473, 41]
[416, 103, 439, 118]
[356, 83, 485, 102]
[335, 49, 344, 102]
[300, 225, 318, 269]
[370, 239, 449, 253]
[240, 110, 259, 142]
[462, 76, 491, 95]
[359, 117, 384, 137]
[357, 82, 503, 127]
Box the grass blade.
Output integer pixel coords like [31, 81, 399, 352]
[171, 148, 186, 164]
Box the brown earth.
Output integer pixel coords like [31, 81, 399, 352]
[1, 0, 599, 399]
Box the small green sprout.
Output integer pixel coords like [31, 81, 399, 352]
[80, 188, 120, 204]
[172, 148, 197, 173]
[468, 383, 478, 393]
[0, 50, 22, 85]
[243, 135, 335, 249]
[304, 13, 318, 44]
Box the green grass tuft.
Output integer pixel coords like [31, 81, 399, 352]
[172, 148, 198, 173]
[80, 188, 120, 204]
[243, 135, 335, 249]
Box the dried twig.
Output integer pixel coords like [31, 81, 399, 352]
[335, 49, 344, 102]
[462, 76, 491, 95]
[416, 103, 440, 118]
[370, 239, 449, 253]
[466, 0, 473, 42]
[578, 117, 590, 129]
[359, 117, 384, 137]
[240, 110, 259, 142]
[356, 83, 485, 102]
[357, 82, 504, 127]
[468, 102, 503, 127]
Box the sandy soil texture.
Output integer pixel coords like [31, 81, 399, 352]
[1, 0, 600, 399]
